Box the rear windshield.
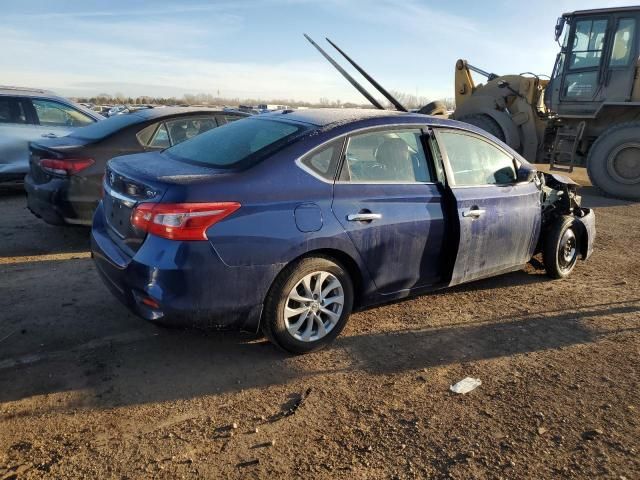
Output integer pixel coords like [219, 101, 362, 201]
[68, 114, 141, 140]
[165, 117, 309, 169]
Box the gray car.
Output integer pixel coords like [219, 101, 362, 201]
[0, 86, 104, 183]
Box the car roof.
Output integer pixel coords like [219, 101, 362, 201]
[0, 85, 58, 97]
[128, 107, 249, 121]
[262, 108, 412, 127]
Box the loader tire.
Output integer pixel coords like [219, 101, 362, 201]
[586, 122, 640, 201]
[456, 114, 506, 142]
[418, 101, 448, 116]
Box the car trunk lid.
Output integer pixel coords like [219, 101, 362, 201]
[103, 152, 228, 254]
[29, 139, 91, 184]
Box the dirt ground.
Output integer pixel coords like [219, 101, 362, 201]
[0, 169, 638, 479]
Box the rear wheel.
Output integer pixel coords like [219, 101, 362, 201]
[456, 114, 506, 142]
[543, 216, 580, 279]
[417, 100, 448, 116]
[587, 122, 640, 200]
[262, 256, 354, 354]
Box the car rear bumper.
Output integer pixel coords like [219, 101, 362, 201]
[91, 201, 278, 332]
[25, 174, 94, 226]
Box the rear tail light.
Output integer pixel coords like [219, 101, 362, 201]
[39, 158, 94, 176]
[131, 202, 241, 241]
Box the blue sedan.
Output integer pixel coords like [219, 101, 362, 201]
[91, 109, 595, 354]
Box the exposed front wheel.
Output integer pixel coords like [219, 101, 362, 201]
[543, 216, 580, 279]
[262, 256, 354, 354]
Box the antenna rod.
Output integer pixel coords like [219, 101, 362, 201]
[303, 34, 384, 110]
[325, 37, 407, 112]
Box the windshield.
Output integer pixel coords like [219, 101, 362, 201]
[165, 117, 309, 169]
[68, 114, 141, 140]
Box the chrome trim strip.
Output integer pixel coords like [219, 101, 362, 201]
[103, 182, 137, 208]
[295, 123, 440, 186]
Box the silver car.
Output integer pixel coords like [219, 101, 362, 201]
[0, 86, 104, 183]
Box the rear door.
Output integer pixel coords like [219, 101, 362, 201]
[433, 128, 541, 286]
[331, 127, 446, 294]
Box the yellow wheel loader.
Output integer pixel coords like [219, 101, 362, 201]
[306, 6, 640, 200]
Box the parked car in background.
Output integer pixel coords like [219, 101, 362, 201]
[25, 107, 248, 226]
[91, 109, 595, 354]
[0, 86, 104, 183]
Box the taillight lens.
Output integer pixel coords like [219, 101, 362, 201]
[131, 202, 241, 241]
[39, 158, 94, 176]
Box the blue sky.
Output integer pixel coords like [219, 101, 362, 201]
[2, 0, 637, 102]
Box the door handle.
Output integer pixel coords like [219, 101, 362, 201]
[462, 208, 486, 218]
[347, 213, 382, 222]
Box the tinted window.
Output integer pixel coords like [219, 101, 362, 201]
[166, 118, 307, 169]
[439, 131, 516, 186]
[301, 143, 338, 180]
[342, 129, 431, 183]
[166, 117, 216, 145]
[569, 19, 607, 70]
[69, 114, 140, 140]
[32, 99, 94, 127]
[0, 97, 27, 124]
[610, 18, 636, 67]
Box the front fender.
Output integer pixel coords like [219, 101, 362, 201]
[575, 208, 596, 260]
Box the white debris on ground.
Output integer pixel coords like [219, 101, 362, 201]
[450, 377, 482, 394]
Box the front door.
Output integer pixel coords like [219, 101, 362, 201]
[434, 128, 541, 286]
[331, 127, 446, 294]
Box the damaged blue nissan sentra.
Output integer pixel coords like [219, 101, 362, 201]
[91, 109, 595, 354]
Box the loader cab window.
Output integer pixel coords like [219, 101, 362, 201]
[610, 18, 636, 67]
[564, 18, 608, 99]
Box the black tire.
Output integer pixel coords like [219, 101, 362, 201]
[262, 256, 354, 354]
[586, 122, 640, 201]
[456, 114, 506, 142]
[417, 101, 448, 116]
[543, 215, 580, 279]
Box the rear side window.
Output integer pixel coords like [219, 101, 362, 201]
[438, 130, 516, 186]
[166, 117, 217, 145]
[166, 118, 308, 169]
[32, 99, 94, 127]
[0, 97, 27, 124]
[341, 129, 431, 183]
[149, 124, 170, 148]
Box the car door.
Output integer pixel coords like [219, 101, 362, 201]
[433, 128, 541, 286]
[331, 127, 446, 294]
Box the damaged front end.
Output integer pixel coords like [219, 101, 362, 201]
[536, 172, 596, 261]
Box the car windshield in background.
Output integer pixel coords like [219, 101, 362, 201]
[68, 114, 141, 140]
[165, 118, 309, 169]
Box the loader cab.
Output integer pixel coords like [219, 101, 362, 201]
[545, 7, 640, 115]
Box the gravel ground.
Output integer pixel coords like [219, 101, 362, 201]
[0, 169, 638, 479]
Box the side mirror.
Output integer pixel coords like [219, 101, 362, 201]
[517, 165, 537, 183]
[555, 16, 566, 42]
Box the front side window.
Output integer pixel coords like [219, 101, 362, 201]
[610, 18, 636, 67]
[564, 71, 599, 98]
[166, 118, 308, 169]
[438, 130, 516, 186]
[32, 99, 94, 127]
[569, 19, 608, 70]
[341, 129, 431, 183]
